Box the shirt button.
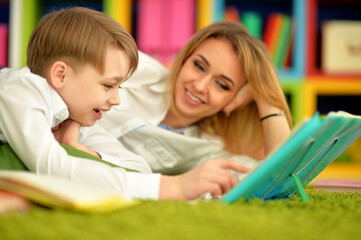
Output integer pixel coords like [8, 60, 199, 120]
[59, 111, 68, 119]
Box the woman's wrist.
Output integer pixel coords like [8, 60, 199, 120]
[260, 111, 285, 122]
[255, 95, 284, 119]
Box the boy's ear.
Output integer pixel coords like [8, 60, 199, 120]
[48, 61, 68, 89]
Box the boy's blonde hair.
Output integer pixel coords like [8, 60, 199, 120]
[27, 7, 138, 78]
[166, 21, 292, 159]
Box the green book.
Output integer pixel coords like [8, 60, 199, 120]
[223, 111, 361, 203]
[274, 15, 291, 67]
[241, 11, 263, 39]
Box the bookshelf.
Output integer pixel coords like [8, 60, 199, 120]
[219, 0, 306, 81]
[2, 0, 361, 162]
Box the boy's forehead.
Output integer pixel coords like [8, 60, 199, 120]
[103, 47, 131, 81]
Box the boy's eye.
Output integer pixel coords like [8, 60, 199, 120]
[216, 81, 230, 91]
[194, 60, 205, 72]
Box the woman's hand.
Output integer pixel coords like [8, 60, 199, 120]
[52, 119, 101, 158]
[159, 159, 250, 200]
[221, 82, 291, 156]
[222, 83, 254, 117]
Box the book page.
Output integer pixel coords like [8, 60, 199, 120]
[0, 171, 138, 213]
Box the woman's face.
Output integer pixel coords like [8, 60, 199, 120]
[174, 38, 246, 123]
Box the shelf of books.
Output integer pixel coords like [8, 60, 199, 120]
[3, 0, 361, 162]
[219, 0, 306, 81]
[306, 0, 361, 80]
[305, 0, 361, 165]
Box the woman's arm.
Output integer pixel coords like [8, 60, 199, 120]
[222, 83, 291, 155]
[254, 94, 291, 154]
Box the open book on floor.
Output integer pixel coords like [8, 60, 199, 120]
[0, 171, 138, 213]
[223, 111, 361, 203]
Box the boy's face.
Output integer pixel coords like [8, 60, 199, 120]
[58, 45, 130, 127]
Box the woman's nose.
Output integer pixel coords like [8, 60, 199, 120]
[193, 75, 211, 93]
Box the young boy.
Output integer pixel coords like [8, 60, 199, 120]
[0, 7, 248, 200]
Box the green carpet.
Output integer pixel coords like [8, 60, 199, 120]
[0, 189, 360, 240]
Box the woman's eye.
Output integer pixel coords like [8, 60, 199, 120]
[104, 84, 113, 89]
[194, 60, 204, 72]
[216, 81, 230, 91]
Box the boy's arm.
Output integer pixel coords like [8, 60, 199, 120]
[0, 74, 160, 200]
[80, 123, 153, 173]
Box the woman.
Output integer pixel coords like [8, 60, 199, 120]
[98, 21, 292, 176]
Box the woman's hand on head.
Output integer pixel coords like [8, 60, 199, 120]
[222, 83, 254, 117]
[222, 82, 275, 117]
[158, 159, 250, 200]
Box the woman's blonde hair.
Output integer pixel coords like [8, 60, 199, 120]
[27, 7, 138, 78]
[166, 21, 292, 159]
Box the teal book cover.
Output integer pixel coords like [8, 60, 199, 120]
[223, 111, 361, 203]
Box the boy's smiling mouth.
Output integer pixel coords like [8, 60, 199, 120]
[93, 108, 107, 119]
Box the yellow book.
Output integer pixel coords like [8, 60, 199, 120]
[197, 0, 212, 30]
[0, 171, 138, 213]
[103, 0, 132, 34]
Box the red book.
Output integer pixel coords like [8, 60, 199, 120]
[263, 13, 283, 60]
[224, 6, 240, 22]
[0, 24, 8, 67]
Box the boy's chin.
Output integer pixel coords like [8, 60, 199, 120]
[77, 120, 96, 128]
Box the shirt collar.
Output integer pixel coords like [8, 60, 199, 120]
[48, 84, 69, 128]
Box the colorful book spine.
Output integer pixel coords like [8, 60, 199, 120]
[22, 0, 40, 67]
[241, 11, 263, 39]
[103, 0, 132, 34]
[263, 13, 283, 61]
[282, 22, 295, 67]
[224, 6, 240, 22]
[196, 0, 212, 30]
[262, 13, 276, 52]
[137, 0, 162, 56]
[138, 0, 196, 65]
[274, 15, 291, 66]
[0, 24, 8, 67]
[213, 0, 225, 22]
[167, 0, 195, 55]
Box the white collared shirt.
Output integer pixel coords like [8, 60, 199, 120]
[0, 67, 161, 200]
[98, 52, 261, 175]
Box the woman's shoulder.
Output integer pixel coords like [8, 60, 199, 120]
[137, 51, 169, 79]
[122, 51, 169, 88]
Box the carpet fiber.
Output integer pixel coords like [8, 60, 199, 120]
[0, 189, 360, 240]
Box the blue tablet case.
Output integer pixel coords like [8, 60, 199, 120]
[223, 111, 361, 203]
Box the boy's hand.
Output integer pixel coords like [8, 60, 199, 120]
[52, 119, 101, 158]
[52, 119, 81, 146]
[159, 159, 250, 200]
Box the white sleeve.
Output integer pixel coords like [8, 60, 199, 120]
[121, 51, 169, 89]
[0, 75, 161, 200]
[80, 123, 153, 173]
